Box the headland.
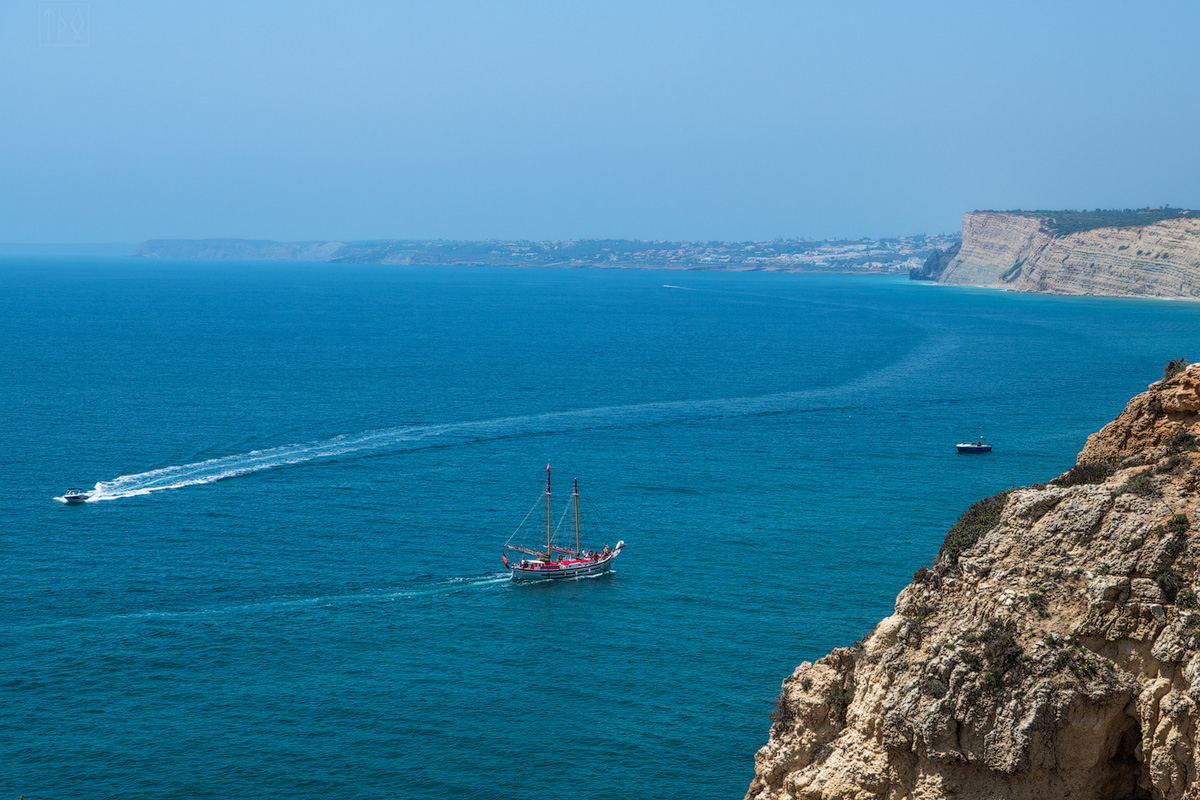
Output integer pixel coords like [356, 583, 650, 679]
[914, 209, 1200, 299]
[747, 361, 1200, 800]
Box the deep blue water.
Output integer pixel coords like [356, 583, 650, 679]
[4, 259, 1200, 799]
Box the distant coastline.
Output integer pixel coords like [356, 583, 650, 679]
[0, 242, 136, 257]
[133, 235, 959, 274]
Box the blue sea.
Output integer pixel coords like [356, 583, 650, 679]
[4, 259, 1200, 799]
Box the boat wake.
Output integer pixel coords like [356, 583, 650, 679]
[9, 573, 513, 632]
[80, 333, 954, 502]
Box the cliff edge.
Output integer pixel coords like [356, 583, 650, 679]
[748, 363, 1200, 800]
[936, 211, 1200, 299]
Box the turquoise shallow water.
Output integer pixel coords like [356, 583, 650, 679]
[4, 259, 1200, 798]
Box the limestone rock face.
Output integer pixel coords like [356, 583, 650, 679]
[747, 366, 1200, 800]
[1080, 364, 1200, 464]
[937, 213, 1049, 287]
[937, 212, 1200, 299]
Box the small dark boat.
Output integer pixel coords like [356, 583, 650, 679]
[63, 488, 92, 503]
[956, 438, 992, 454]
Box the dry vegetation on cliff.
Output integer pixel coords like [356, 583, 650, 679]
[985, 209, 1200, 238]
[748, 363, 1200, 800]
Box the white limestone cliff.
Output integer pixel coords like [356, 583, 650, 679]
[937, 212, 1200, 299]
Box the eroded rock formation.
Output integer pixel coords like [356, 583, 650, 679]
[937, 212, 1200, 299]
[748, 364, 1200, 800]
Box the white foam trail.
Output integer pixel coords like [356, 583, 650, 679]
[9, 574, 514, 632]
[83, 333, 955, 502]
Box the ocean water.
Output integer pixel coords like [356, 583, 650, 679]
[4, 258, 1200, 799]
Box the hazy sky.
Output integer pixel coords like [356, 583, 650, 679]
[3, 1, 1198, 242]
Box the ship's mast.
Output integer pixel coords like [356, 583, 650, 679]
[546, 463, 552, 562]
[574, 478, 580, 556]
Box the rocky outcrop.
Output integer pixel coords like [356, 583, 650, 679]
[938, 212, 1200, 299]
[910, 242, 961, 282]
[1080, 371, 1200, 464]
[747, 364, 1200, 800]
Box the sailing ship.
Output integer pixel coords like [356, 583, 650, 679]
[502, 464, 625, 580]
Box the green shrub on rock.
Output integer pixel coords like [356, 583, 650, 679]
[769, 691, 795, 728]
[1118, 471, 1160, 497]
[1166, 429, 1198, 454]
[938, 490, 1014, 564]
[830, 682, 855, 726]
[1158, 454, 1188, 473]
[1052, 461, 1115, 487]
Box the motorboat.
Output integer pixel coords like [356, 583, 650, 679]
[63, 488, 92, 503]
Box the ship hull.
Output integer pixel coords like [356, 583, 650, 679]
[508, 543, 624, 580]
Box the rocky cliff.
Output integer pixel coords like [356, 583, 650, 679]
[937, 212, 1200, 299]
[748, 363, 1200, 800]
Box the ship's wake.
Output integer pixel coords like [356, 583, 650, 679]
[80, 332, 954, 502]
[10, 573, 515, 632]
